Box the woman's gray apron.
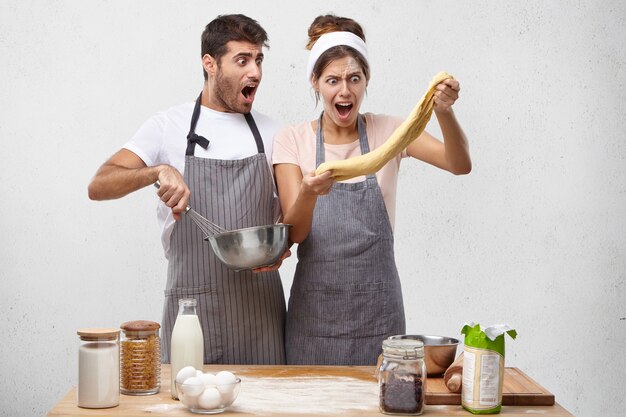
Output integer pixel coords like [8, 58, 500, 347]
[161, 93, 286, 365]
[285, 113, 405, 365]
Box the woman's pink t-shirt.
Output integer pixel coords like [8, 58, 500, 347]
[272, 113, 407, 230]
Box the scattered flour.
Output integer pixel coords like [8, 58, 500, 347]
[230, 375, 379, 415]
[143, 403, 186, 413]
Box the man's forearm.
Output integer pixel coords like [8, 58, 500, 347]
[88, 163, 162, 200]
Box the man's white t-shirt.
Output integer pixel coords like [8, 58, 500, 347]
[123, 102, 282, 259]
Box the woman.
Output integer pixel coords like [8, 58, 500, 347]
[273, 15, 471, 365]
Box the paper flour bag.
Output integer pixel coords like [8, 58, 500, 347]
[461, 323, 517, 414]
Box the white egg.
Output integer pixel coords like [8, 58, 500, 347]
[220, 389, 236, 405]
[176, 366, 198, 384]
[180, 376, 205, 397]
[215, 371, 237, 396]
[181, 392, 199, 408]
[196, 369, 204, 377]
[215, 370, 236, 384]
[198, 387, 222, 410]
[200, 372, 218, 387]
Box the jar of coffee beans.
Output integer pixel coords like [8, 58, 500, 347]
[378, 338, 426, 415]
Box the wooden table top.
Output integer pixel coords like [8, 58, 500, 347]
[46, 365, 574, 417]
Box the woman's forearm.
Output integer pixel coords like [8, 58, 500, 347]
[283, 191, 319, 243]
[435, 108, 472, 175]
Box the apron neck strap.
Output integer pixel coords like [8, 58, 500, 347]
[186, 92, 265, 156]
[315, 113, 371, 173]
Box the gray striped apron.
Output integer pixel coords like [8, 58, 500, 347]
[161, 93, 286, 365]
[285, 113, 406, 365]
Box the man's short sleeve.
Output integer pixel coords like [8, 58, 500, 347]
[122, 113, 167, 167]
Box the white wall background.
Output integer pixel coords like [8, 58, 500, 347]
[0, 1, 624, 416]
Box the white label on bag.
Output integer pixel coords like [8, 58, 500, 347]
[462, 350, 475, 403]
[479, 353, 500, 406]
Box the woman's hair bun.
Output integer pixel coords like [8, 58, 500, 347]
[306, 14, 366, 50]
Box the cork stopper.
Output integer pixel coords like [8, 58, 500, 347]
[120, 320, 161, 331]
[120, 320, 160, 338]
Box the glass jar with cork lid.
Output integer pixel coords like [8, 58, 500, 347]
[120, 320, 161, 395]
[77, 328, 120, 408]
[378, 338, 426, 415]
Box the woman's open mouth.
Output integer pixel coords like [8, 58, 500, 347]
[335, 102, 353, 120]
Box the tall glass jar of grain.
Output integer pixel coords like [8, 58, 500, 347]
[77, 328, 120, 408]
[378, 338, 426, 415]
[119, 320, 161, 395]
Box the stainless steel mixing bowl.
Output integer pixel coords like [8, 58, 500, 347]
[387, 334, 460, 376]
[205, 224, 291, 271]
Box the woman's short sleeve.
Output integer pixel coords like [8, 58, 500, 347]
[272, 125, 300, 165]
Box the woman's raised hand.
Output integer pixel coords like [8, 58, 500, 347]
[433, 78, 460, 111]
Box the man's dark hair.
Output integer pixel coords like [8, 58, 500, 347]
[201, 14, 269, 80]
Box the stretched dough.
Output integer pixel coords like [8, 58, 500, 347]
[315, 71, 453, 181]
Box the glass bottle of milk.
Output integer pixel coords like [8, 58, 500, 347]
[170, 298, 204, 399]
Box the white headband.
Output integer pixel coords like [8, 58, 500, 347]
[306, 31, 369, 83]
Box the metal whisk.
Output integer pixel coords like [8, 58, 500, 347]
[154, 182, 226, 237]
[182, 206, 225, 237]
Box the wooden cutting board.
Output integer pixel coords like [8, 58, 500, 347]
[426, 367, 555, 406]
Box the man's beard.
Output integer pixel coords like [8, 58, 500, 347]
[213, 70, 252, 114]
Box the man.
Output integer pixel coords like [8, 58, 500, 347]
[88, 14, 287, 364]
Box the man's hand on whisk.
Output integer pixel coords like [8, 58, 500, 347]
[156, 166, 190, 221]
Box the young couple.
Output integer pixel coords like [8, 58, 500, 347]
[88, 14, 471, 366]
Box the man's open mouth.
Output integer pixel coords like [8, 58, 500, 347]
[242, 85, 257, 100]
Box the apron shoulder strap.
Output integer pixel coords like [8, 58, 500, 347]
[186, 93, 210, 156]
[315, 113, 372, 176]
[244, 112, 265, 154]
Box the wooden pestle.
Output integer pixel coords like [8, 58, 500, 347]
[444, 352, 464, 393]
